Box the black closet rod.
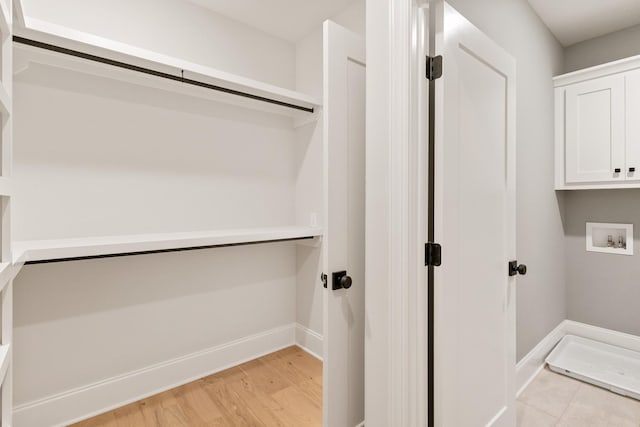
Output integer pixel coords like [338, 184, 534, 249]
[13, 36, 315, 113]
[24, 236, 316, 265]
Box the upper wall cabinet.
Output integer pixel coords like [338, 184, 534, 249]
[565, 75, 624, 184]
[555, 56, 640, 190]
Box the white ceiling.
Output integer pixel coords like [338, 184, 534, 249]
[185, 0, 357, 42]
[528, 0, 640, 46]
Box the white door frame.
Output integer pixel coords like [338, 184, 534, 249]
[365, 0, 429, 426]
[367, 0, 517, 426]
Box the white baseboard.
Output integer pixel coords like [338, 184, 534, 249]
[516, 320, 568, 397]
[516, 319, 640, 397]
[295, 323, 323, 361]
[14, 324, 297, 427]
[564, 320, 640, 353]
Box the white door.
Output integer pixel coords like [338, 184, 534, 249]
[565, 75, 625, 183]
[432, 3, 517, 426]
[323, 20, 366, 427]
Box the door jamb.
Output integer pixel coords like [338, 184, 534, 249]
[365, 0, 427, 425]
[390, 0, 429, 425]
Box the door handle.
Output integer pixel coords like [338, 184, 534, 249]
[615, 168, 622, 173]
[508, 261, 527, 277]
[332, 270, 352, 290]
[630, 167, 636, 173]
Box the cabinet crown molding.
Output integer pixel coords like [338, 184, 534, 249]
[554, 54, 640, 87]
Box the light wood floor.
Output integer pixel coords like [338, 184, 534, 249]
[71, 346, 322, 427]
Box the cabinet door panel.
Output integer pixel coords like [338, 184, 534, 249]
[565, 75, 625, 183]
[626, 70, 640, 182]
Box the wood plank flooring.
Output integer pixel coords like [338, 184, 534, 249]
[71, 346, 322, 427]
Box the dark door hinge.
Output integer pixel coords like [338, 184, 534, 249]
[426, 55, 443, 81]
[425, 242, 442, 267]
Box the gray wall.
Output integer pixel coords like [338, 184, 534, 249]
[562, 27, 640, 336]
[565, 24, 640, 73]
[447, 0, 566, 360]
[564, 190, 640, 335]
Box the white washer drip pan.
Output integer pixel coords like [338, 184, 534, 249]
[546, 335, 640, 400]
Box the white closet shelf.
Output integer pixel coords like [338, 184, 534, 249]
[13, 226, 324, 264]
[13, 17, 322, 118]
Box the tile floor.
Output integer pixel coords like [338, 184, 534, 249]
[517, 367, 640, 426]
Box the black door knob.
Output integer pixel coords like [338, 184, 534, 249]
[332, 270, 353, 290]
[509, 261, 527, 276]
[340, 275, 353, 289]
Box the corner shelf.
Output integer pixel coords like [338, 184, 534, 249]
[13, 226, 324, 264]
[13, 17, 322, 118]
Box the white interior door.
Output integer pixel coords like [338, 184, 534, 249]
[432, 3, 517, 426]
[323, 20, 366, 427]
[565, 75, 625, 184]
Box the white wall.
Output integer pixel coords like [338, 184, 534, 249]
[565, 24, 640, 73]
[331, 0, 366, 38]
[20, 0, 296, 88]
[295, 0, 365, 104]
[446, 0, 566, 361]
[13, 68, 296, 240]
[14, 244, 296, 405]
[294, 29, 324, 342]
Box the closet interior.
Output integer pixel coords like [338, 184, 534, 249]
[8, 0, 366, 425]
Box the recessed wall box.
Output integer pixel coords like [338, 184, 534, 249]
[586, 222, 633, 255]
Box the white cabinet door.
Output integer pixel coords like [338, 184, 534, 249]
[323, 20, 365, 427]
[434, 3, 516, 426]
[565, 75, 625, 184]
[626, 70, 640, 182]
